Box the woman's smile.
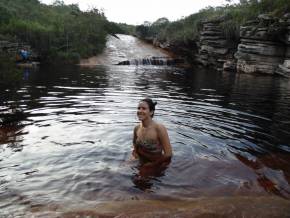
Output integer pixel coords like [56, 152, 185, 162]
[137, 102, 151, 120]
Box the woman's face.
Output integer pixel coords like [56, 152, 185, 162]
[137, 101, 152, 121]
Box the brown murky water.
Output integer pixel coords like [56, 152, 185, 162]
[1, 35, 290, 217]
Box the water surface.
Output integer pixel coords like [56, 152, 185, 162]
[1, 35, 290, 217]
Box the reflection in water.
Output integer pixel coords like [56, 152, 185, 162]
[23, 67, 30, 80]
[233, 152, 290, 199]
[0, 125, 26, 152]
[0, 35, 290, 216]
[132, 160, 170, 191]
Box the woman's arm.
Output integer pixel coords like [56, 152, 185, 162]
[131, 125, 139, 159]
[158, 124, 172, 158]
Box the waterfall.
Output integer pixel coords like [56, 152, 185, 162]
[117, 57, 184, 66]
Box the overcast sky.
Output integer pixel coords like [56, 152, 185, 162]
[40, 0, 238, 25]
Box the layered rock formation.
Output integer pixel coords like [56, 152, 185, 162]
[150, 13, 290, 77]
[235, 14, 288, 76]
[195, 17, 237, 71]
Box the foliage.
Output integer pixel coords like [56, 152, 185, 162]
[0, 0, 125, 62]
[116, 23, 135, 35]
[0, 54, 21, 90]
[134, 0, 290, 45]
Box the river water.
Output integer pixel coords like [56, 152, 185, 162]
[1, 35, 290, 217]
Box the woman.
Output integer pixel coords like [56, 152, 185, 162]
[132, 98, 172, 168]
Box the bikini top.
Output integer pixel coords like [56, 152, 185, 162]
[135, 139, 162, 154]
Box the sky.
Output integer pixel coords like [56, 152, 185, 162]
[39, 0, 238, 25]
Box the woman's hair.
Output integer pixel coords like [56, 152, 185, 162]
[140, 98, 157, 117]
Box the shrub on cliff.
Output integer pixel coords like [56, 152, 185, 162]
[135, 0, 289, 46]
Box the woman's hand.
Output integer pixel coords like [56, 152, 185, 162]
[137, 147, 161, 162]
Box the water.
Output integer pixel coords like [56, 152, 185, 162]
[1, 35, 290, 216]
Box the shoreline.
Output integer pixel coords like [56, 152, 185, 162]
[28, 196, 290, 217]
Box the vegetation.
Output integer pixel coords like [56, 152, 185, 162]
[1, 0, 289, 64]
[0, 0, 127, 63]
[135, 0, 290, 45]
[0, 54, 21, 90]
[111, 22, 135, 36]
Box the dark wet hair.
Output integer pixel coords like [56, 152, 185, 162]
[140, 98, 157, 117]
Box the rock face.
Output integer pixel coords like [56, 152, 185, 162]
[276, 14, 290, 77]
[153, 38, 198, 64]
[197, 16, 237, 71]
[150, 13, 290, 77]
[235, 14, 289, 76]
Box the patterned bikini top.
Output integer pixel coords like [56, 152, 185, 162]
[135, 139, 162, 154]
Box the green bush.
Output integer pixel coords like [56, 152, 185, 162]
[0, 55, 21, 90]
[0, 0, 125, 63]
[134, 0, 290, 45]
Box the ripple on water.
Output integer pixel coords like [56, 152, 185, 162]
[1, 38, 290, 216]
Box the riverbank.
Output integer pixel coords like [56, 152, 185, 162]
[27, 196, 290, 217]
[138, 13, 290, 77]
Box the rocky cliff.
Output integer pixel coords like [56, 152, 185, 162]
[150, 13, 290, 78]
[235, 14, 289, 77]
[196, 13, 290, 77]
[276, 14, 290, 77]
[196, 16, 237, 72]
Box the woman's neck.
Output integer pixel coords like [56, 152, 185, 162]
[141, 118, 153, 128]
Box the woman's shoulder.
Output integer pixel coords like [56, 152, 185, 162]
[134, 124, 141, 131]
[154, 122, 167, 132]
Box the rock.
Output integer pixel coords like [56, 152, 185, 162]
[235, 13, 290, 76]
[283, 59, 290, 68]
[276, 51, 290, 77]
[235, 51, 283, 63]
[200, 45, 228, 55]
[235, 48, 284, 74]
[258, 14, 274, 21]
[276, 64, 290, 77]
[237, 39, 285, 57]
[197, 16, 237, 69]
[223, 59, 237, 72]
[237, 59, 279, 74]
[284, 13, 290, 19]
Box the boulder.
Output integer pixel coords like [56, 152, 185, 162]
[223, 59, 237, 72]
[237, 59, 280, 74]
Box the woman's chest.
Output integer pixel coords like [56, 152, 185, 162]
[136, 126, 158, 141]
